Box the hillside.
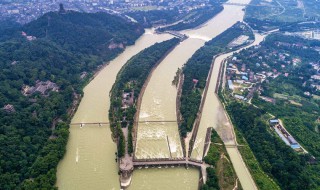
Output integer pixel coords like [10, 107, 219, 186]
[0, 11, 143, 190]
[22, 11, 144, 58]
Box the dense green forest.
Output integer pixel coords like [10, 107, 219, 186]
[0, 11, 143, 189]
[109, 38, 179, 157]
[179, 22, 253, 137]
[127, 10, 180, 28]
[159, 4, 223, 32]
[235, 34, 320, 159]
[127, 0, 226, 30]
[22, 11, 144, 59]
[245, 0, 320, 31]
[201, 130, 239, 190]
[225, 101, 318, 189]
[221, 34, 320, 189]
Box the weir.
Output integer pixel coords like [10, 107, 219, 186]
[119, 121, 212, 189]
[56, 0, 264, 189]
[120, 157, 208, 189]
[223, 2, 275, 7]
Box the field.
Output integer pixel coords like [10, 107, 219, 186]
[245, 0, 320, 30]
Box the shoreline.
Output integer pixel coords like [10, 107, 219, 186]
[132, 39, 181, 158]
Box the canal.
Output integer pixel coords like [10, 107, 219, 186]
[56, 0, 261, 189]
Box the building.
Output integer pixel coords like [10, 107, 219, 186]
[228, 80, 234, 90]
[269, 119, 279, 125]
[3, 104, 15, 113]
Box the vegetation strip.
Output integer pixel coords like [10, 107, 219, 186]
[0, 10, 143, 189]
[108, 38, 180, 157]
[219, 33, 320, 189]
[158, 3, 224, 32]
[179, 22, 254, 138]
[201, 130, 240, 190]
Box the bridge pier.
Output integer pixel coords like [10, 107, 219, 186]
[120, 168, 133, 189]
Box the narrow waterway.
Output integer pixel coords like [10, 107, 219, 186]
[132, 0, 258, 189]
[56, 30, 172, 190]
[57, 0, 262, 189]
[135, 0, 253, 159]
[129, 168, 199, 190]
[135, 38, 205, 159]
[190, 33, 265, 190]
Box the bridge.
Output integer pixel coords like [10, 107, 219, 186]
[224, 144, 246, 148]
[165, 31, 188, 40]
[132, 158, 203, 168]
[70, 120, 178, 126]
[127, 158, 208, 186]
[223, 2, 276, 7]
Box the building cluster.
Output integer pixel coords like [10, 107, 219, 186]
[226, 55, 269, 101]
[269, 119, 303, 151]
[21, 31, 36, 41]
[1, 0, 213, 24]
[226, 40, 320, 102]
[309, 62, 320, 92]
[2, 104, 16, 113]
[121, 90, 134, 110]
[22, 80, 59, 96]
[285, 30, 320, 41]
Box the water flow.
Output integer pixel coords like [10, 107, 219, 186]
[132, 1, 259, 189]
[57, 0, 262, 189]
[56, 31, 172, 190]
[190, 33, 265, 190]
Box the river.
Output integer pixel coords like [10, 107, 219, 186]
[132, 0, 259, 189]
[57, 0, 259, 189]
[56, 30, 173, 190]
[190, 33, 266, 190]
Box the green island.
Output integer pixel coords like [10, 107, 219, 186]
[201, 130, 241, 190]
[179, 22, 254, 137]
[127, 10, 181, 28]
[219, 33, 320, 189]
[109, 38, 180, 158]
[0, 10, 143, 189]
[158, 3, 224, 32]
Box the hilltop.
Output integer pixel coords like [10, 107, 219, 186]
[0, 11, 143, 190]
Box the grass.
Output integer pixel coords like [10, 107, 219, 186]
[313, 95, 320, 100]
[234, 128, 281, 190]
[289, 100, 303, 106]
[204, 130, 239, 189]
[245, 0, 317, 23]
[131, 6, 160, 11]
[217, 155, 239, 190]
[220, 85, 281, 190]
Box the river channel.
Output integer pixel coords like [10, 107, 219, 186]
[57, 0, 259, 189]
[56, 30, 172, 190]
[190, 33, 265, 190]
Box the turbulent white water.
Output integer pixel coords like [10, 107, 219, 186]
[57, 0, 260, 189]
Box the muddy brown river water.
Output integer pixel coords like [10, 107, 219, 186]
[56, 1, 262, 189]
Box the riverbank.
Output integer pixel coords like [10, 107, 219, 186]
[56, 31, 173, 190]
[57, 1, 260, 189]
[132, 39, 180, 157]
[187, 31, 269, 189]
[179, 22, 254, 152]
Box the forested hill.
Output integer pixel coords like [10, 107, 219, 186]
[0, 11, 143, 190]
[21, 11, 144, 58]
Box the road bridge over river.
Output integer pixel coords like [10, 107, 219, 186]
[123, 158, 209, 188]
[223, 2, 276, 7]
[70, 120, 178, 126]
[119, 120, 213, 189]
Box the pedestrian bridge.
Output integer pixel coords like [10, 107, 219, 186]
[132, 158, 203, 168]
[70, 120, 178, 126]
[224, 2, 275, 7]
